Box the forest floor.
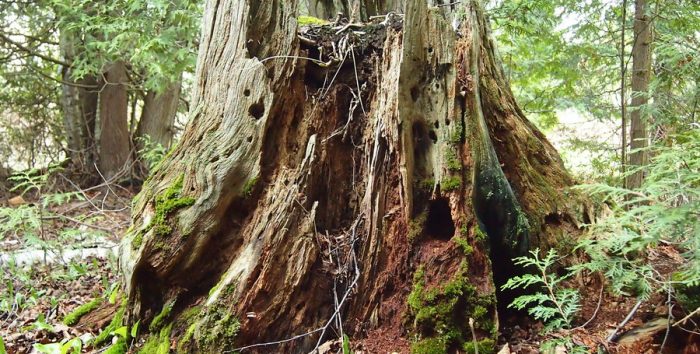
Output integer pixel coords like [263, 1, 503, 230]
[0, 185, 131, 354]
[1, 186, 697, 353]
[355, 243, 697, 354]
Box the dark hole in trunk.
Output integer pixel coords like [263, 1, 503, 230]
[425, 198, 455, 240]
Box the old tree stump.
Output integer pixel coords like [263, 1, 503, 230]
[119, 0, 583, 352]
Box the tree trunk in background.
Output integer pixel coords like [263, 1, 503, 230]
[119, 0, 582, 352]
[620, 0, 628, 185]
[626, 0, 652, 189]
[59, 30, 100, 172]
[98, 61, 131, 180]
[59, 31, 83, 158]
[136, 80, 182, 149]
[79, 75, 100, 169]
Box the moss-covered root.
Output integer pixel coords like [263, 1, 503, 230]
[63, 297, 103, 326]
[93, 300, 127, 346]
[150, 301, 175, 332]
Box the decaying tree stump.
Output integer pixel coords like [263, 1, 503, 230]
[119, 0, 584, 352]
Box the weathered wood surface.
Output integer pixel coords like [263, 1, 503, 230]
[119, 0, 582, 352]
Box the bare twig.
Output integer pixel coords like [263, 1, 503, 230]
[576, 282, 605, 329]
[673, 307, 700, 328]
[469, 317, 479, 354]
[606, 300, 643, 342]
[349, 45, 366, 116]
[42, 214, 113, 233]
[660, 285, 674, 352]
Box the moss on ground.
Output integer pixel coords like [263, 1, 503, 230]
[138, 324, 172, 354]
[673, 272, 700, 312]
[462, 338, 496, 354]
[411, 336, 448, 354]
[407, 263, 496, 354]
[63, 297, 102, 326]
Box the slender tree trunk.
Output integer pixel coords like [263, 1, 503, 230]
[97, 61, 131, 180]
[59, 30, 100, 170]
[136, 80, 182, 149]
[626, 0, 652, 189]
[119, 1, 581, 352]
[620, 0, 628, 186]
[79, 75, 100, 169]
[60, 76, 84, 157]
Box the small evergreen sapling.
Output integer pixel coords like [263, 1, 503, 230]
[501, 248, 580, 332]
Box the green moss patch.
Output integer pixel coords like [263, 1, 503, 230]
[297, 15, 329, 26]
[462, 338, 496, 354]
[151, 175, 195, 237]
[242, 176, 258, 197]
[441, 176, 461, 192]
[408, 211, 428, 243]
[453, 236, 473, 255]
[63, 297, 102, 326]
[445, 148, 461, 172]
[196, 307, 240, 349]
[407, 264, 496, 353]
[177, 323, 197, 354]
[132, 174, 195, 248]
[103, 338, 127, 354]
[138, 324, 172, 354]
[673, 272, 700, 312]
[411, 337, 448, 354]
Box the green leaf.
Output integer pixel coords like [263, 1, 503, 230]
[33, 343, 62, 354]
[131, 320, 140, 338]
[112, 326, 128, 339]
